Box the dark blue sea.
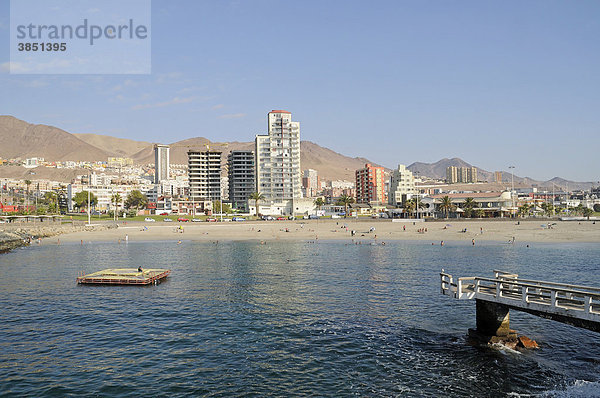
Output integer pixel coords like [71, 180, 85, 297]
[1, 240, 599, 397]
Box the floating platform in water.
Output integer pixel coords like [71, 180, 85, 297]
[76, 268, 171, 285]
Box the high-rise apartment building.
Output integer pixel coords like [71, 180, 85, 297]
[154, 144, 170, 183]
[446, 166, 477, 184]
[467, 167, 477, 183]
[228, 150, 255, 211]
[302, 169, 320, 197]
[188, 150, 222, 201]
[388, 164, 415, 206]
[255, 110, 301, 210]
[355, 163, 386, 204]
[494, 171, 502, 183]
[446, 166, 458, 184]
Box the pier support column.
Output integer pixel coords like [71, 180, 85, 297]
[475, 299, 511, 337]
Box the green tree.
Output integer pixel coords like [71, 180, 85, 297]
[462, 197, 476, 218]
[439, 196, 455, 219]
[124, 190, 148, 211]
[518, 204, 531, 218]
[314, 197, 325, 212]
[403, 197, 425, 218]
[111, 193, 122, 220]
[335, 194, 355, 216]
[583, 207, 593, 220]
[73, 191, 97, 210]
[213, 200, 232, 214]
[474, 208, 485, 218]
[43, 191, 59, 213]
[249, 192, 265, 217]
[541, 202, 554, 217]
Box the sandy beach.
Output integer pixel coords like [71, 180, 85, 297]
[54, 219, 600, 245]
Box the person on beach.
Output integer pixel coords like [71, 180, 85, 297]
[138, 266, 143, 272]
[472, 239, 475, 246]
[441, 240, 444, 246]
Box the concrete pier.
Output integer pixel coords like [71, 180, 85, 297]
[476, 300, 511, 337]
[441, 270, 600, 337]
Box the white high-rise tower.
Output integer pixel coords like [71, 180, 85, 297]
[154, 144, 170, 184]
[255, 110, 301, 213]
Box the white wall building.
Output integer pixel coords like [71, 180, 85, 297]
[154, 144, 170, 183]
[388, 164, 416, 206]
[255, 110, 302, 214]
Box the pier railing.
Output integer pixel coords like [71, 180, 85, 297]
[441, 270, 600, 324]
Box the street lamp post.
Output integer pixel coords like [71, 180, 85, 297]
[87, 171, 91, 226]
[509, 166, 515, 218]
[415, 171, 419, 220]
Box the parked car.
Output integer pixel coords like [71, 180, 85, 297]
[206, 217, 217, 222]
[309, 215, 319, 219]
[276, 217, 286, 221]
[262, 215, 274, 221]
[288, 216, 295, 220]
[159, 212, 169, 216]
[177, 218, 190, 222]
[232, 217, 246, 221]
[144, 217, 156, 222]
[163, 218, 173, 222]
[191, 218, 202, 222]
[302, 215, 309, 220]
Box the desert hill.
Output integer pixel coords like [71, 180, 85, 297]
[0, 116, 108, 161]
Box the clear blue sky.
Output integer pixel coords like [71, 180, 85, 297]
[1, 0, 599, 182]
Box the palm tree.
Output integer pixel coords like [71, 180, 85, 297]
[111, 193, 122, 220]
[475, 208, 485, 218]
[518, 204, 531, 218]
[249, 192, 265, 217]
[314, 197, 325, 212]
[439, 196, 455, 219]
[404, 198, 425, 218]
[403, 198, 416, 215]
[583, 207, 593, 221]
[462, 197, 476, 218]
[24, 179, 31, 212]
[44, 191, 58, 214]
[336, 194, 355, 217]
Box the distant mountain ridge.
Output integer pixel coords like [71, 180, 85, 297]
[0, 115, 593, 189]
[407, 158, 594, 191]
[0, 115, 379, 182]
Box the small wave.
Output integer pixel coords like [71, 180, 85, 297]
[540, 380, 600, 397]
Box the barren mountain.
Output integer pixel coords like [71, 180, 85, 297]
[0, 116, 108, 161]
[73, 133, 151, 158]
[407, 158, 594, 191]
[0, 115, 593, 189]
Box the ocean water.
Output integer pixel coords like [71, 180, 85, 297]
[0, 239, 599, 397]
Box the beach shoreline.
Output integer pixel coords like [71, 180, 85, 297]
[48, 219, 600, 245]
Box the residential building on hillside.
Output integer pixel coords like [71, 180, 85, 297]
[228, 150, 255, 212]
[388, 164, 415, 206]
[154, 144, 170, 183]
[108, 157, 133, 169]
[355, 163, 386, 204]
[188, 150, 222, 202]
[255, 110, 301, 215]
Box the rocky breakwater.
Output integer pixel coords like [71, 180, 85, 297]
[0, 223, 117, 253]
